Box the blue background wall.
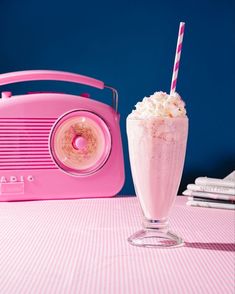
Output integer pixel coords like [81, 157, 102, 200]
[0, 0, 234, 194]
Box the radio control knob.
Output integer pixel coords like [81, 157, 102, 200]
[73, 136, 87, 151]
[1, 91, 12, 99]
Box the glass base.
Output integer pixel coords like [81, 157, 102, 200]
[128, 219, 184, 248]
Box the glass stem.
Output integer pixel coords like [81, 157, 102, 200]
[143, 218, 169, 233]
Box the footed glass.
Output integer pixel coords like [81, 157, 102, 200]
[126, 117, 188, 248]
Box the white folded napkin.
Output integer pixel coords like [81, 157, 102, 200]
[186, 184, 235, 195]
[195, 177, 235, 188]
[183, 189, 235, 201]
[183, 171, 235, 209]
[224, 171, 235, 181]
[186, 200, 235, 210]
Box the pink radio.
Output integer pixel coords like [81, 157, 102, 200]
[0, 70, 125, 201]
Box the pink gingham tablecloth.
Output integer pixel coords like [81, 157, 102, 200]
[0, 196, 234, 294]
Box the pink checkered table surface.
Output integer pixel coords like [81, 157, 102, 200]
[0, 196, 234, 294]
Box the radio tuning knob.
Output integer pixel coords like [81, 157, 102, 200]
[72, 136, 87, 151]
[1, 92, 12, 99]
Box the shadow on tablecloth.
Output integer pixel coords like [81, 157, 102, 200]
[185, 242, 235, 252]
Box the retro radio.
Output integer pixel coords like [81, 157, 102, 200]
[0, 70, 124, 201]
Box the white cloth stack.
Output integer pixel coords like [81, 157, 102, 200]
[183, 171, 235, 210]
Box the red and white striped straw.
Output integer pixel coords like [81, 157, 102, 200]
[170, 22, 185, 95]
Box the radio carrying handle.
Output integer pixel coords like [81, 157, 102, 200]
[0, 70, 118, 112]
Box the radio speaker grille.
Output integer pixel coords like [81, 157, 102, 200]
[0, 118, 57, 170]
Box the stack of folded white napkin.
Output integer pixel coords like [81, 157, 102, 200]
[183, 171, 235, 210]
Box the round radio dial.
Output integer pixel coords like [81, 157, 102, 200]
[50, 110, 111, 176]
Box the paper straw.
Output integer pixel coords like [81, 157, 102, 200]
[170, 22, 185, 95]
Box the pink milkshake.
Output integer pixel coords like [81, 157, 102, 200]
[127, 91, 188, 247]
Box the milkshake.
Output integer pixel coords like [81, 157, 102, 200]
[127, 91, 188, 247]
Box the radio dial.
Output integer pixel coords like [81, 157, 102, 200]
[50, 110, 112, 176]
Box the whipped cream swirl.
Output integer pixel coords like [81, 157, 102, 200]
[128, 91, 187, 119]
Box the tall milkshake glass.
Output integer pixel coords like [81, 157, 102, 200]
[127, 92, 188, 247]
